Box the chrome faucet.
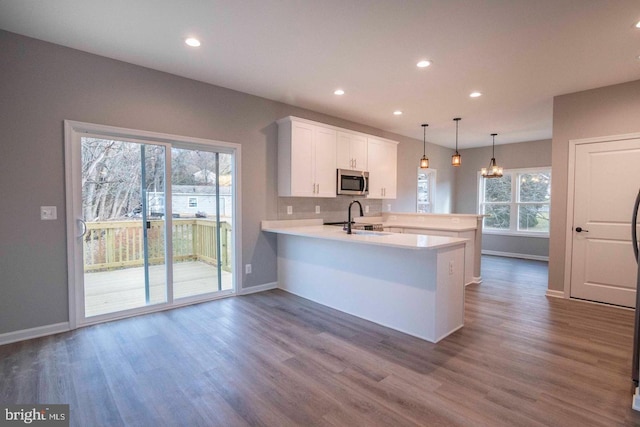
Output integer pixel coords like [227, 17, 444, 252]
[346, 200, 364, 234]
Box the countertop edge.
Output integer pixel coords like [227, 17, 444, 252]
[261, 222, 468, 251]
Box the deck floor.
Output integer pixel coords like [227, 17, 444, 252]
[84, 261, 232, 317]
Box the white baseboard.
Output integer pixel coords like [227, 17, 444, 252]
[482, 250, 549, 262]
[465, 276, 482, 286]
[545, 289, 565, 299]
[0, 322, 70, 346]
[633, 387, 640, 412]
[239, 281, 278, 295]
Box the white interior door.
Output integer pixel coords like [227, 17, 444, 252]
[570, 137, 640, 307]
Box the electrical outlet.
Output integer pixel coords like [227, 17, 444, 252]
[245, 264, 252, 274]
[287, 206, 293, 215]
[365, 205, 369, 213]
[449, 260, 454, 275]
[387, 204, 391, 212]
[315, 205, 320, 214]
[40, 206, 57, 220]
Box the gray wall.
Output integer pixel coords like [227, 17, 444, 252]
[0, 30, 452, 335]
[549, 79, 640, 292]
[453, 139, 552, 258]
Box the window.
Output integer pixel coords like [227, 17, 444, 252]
[417, 168, 436, 213]
[478, 168, 551, 236]
[188, 197, 198, 208]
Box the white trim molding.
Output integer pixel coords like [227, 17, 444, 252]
[482, 250, 549, 262]
[0, 322, 70, 346]
[467, 276, 483, 286]
[545, 289, 565, 299]
[239, 282, 278, 295]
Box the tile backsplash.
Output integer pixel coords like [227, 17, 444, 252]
[277, 197, 383, 223]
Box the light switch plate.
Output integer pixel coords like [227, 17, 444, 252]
[40, 206, 57, 220]
[287, 206, 293, 215]
[315, 205, 320, 214]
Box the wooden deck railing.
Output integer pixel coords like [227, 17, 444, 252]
[83, 219, 232, 272]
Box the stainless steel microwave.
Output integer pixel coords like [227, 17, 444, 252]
[337, 169, 369, 196]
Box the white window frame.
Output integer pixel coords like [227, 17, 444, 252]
[188, 197, 198, 208]
[417, 168, 437, 213]
[478, 167, 551, 237]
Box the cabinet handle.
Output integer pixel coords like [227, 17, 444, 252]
[317, 183, 320, 194]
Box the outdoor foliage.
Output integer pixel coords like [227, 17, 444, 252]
[483, 172, 551, 232]
[81, 138, 231, 221]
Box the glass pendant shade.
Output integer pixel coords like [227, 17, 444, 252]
[420, 155, 429, 168]
[481, 133, 503, 178]
[452, 152, 461, 166]
[419, 123, 429, 169]
[452, 117, 461, 167]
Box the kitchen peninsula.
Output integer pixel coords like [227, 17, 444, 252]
[374, 212, 483, 286]
[262, 219, 468, 343]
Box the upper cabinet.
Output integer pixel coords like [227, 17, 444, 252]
[277, 116, 397, 198]
[367, 137, 397, 199]
[337, 131, 367, 171]
[278, 117, 337, 197]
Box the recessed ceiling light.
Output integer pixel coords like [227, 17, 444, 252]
[393, 110, 403, 116]
[334, 89, 345, 95]
[469, 91, 482, 98]
[185, 38, 201, 47]
[416, 60, 432, 68]
[635, 20, 640, 28]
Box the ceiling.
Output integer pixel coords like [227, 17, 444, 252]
[1, 0, 639, 148]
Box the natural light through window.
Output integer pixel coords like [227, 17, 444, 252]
[417, 168, 436, 213]
[478, 167, 551, 236]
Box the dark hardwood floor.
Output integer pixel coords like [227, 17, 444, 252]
[2, 255, 640, 426]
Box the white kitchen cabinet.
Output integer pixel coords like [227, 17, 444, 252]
[278, 117, 337, 197]
[367, 137, 397, 199]
[337, 131, 367, 170]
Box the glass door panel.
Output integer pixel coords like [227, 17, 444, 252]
[171, 148, 234, 298]
[81, 137, 167, 317]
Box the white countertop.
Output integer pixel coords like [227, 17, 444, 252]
[382, 222, 477, 232]
[359, 213, 480, 232]
[261, 219, 468, 250]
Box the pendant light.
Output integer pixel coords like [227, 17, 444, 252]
[452, 117, 462, 167]
[420, 123, 429, 168]
[481, 133, 503, 178]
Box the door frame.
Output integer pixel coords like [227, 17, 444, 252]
[64, 120, 242, 329]
[563, 131, 640, 300]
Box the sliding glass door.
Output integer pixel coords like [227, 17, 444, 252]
[66, 121, 238, 326]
